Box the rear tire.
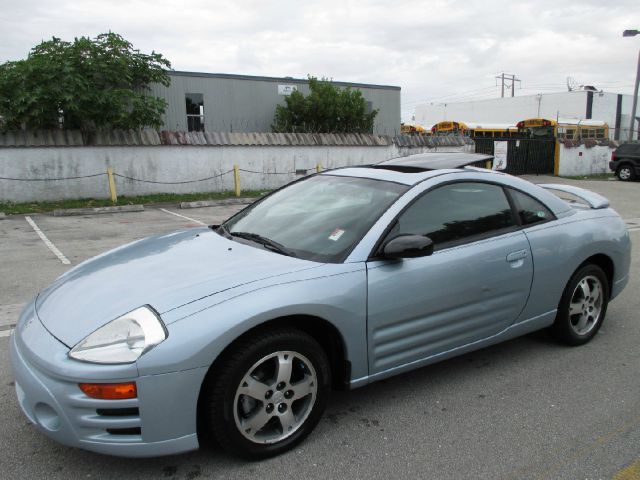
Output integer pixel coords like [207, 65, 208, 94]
[201, 328, 331, 459]
[551, 264, 609, 346]
[616, 164, 635, 181]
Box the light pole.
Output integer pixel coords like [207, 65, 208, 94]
[623, 29, 640, 141]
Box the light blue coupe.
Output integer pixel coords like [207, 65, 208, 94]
[10, 153, 630, 459]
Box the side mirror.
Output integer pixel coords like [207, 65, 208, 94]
[382, 235, 434, 259]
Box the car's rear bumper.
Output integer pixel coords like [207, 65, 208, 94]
[9, 302, 205, 457]
[610, 160, 640, 174]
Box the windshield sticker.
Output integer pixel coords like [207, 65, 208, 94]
[328, 228, 345, 241]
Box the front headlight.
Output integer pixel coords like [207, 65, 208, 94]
[68, 306, 167, 364]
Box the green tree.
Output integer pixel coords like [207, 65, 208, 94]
[272, 77, 378, 133]
[0, 32, 171, 133]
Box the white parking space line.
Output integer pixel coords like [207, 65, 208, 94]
[0, 329, 13, 338]
[159, 208, 206, 226]
[24, 216, 71, 265]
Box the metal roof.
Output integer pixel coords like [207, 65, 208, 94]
[170, 71, 401, 91]
[0, 130, 473, 148]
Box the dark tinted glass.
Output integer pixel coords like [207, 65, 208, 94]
[391, 182, 514, 249]
[616, 143, 640, 155]
[508, 189, 554, 226]
[185, 93, 203, 115]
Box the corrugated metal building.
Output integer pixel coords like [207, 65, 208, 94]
[149, 71, 401, 135]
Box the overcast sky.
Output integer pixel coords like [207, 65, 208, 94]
[1, 0, 639, 121]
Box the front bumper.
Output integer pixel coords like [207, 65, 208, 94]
[9, 302, 206, 457]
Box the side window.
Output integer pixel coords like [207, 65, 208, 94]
[390, 182, 515, 250]
[185, 93, 205, 132]
[508, 189, 554, 226]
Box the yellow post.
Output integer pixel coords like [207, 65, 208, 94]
[107, 167, 117, 204]
[316, 163, 322, 173]
[553, 140, 560, 176]
[485, 160, 492, 169]
[233, 164, 241, 197]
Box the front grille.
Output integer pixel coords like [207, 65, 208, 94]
[96, 407, 139, 417]
[106, 427, 142, 436]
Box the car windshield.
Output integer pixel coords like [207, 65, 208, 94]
[221, 174, 408, 262]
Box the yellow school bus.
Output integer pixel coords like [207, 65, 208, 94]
[400, 122, 428, 135]
[516, 118, 609, 140]
[430, 121, 469, 136]
[464, 122, 520, 138]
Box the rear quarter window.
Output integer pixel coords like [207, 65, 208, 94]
[508, 189, 555, 226]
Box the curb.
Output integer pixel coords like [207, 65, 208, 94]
[180, 198, 257, 209]
[53, 205, 145, 216]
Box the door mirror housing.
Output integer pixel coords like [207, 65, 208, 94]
[382, 235, 434, 259]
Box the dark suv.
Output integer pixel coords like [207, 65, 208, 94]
[610, 142, 640, 181]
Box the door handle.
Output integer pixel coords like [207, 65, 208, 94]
[506, 250, 528, 262]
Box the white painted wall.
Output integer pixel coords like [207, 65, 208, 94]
[0, 143, 473, 202]
[557, 143, 613, 177]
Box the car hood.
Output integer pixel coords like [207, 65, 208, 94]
[35, 228, 321, 347]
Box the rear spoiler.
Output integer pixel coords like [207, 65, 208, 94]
[538, 184, 610, 209]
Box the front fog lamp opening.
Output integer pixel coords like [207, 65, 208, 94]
[69, 306, 167, 364]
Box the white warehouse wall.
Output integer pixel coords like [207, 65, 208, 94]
[415, 91, 637, 140]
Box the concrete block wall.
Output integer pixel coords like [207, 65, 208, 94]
[557, 143, 614, 177]
[0, 142, 473, 203]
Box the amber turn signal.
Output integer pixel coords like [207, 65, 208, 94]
[79, 382, 137, 400]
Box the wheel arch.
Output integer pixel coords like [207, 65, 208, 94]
[195, 314, 349, 443]
[210, 315, 349, 389]
[579, 253, 614, 296]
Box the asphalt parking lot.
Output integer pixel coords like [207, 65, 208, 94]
[1, 176, 640, 480]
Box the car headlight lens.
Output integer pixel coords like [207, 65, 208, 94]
[68, 306, 167, 364]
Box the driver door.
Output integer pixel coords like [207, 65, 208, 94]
[366, 181, 533, 375]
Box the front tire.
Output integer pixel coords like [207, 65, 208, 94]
[201, 328, 331, 459]
[616, 164, 635, 181]
[551, 264, 609, 345]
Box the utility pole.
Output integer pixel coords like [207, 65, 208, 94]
[495, 73, 521, 98]
[623, 30, 640, 141]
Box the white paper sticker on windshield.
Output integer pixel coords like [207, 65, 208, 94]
[329, 228, 345, 241]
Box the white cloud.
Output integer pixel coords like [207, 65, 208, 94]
[1, 0, 638, 121]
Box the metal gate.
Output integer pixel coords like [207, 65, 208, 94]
[475, 138, 556, 175]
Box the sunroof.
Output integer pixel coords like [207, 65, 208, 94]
[370, 165, 430, 173]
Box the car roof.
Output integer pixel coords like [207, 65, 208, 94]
[322, 152, 495, 186]
[375, 152, 493, 171]
[320, 152, 574, 217]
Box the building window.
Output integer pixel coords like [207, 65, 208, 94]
[186, 93, 205, 132]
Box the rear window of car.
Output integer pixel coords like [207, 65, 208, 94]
[616, 143, 640, 155]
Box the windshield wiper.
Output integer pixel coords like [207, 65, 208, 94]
[229, 231, 294, 257]
[213, 224, 232, 238]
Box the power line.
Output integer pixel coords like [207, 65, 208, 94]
[401, 85, 498, 106]
[495, 73, 521, 97]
